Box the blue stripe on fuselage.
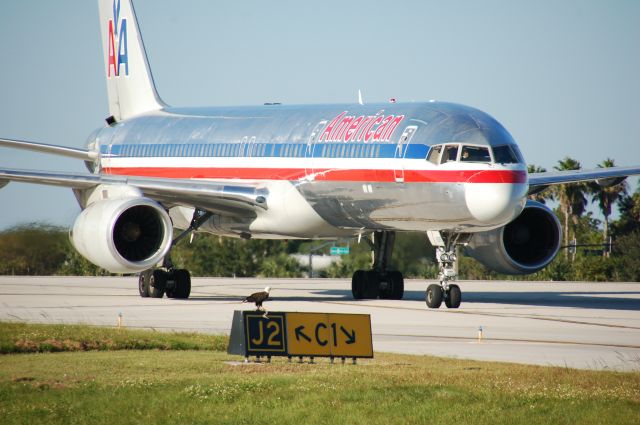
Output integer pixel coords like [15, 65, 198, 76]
[100, 142, 431, 160]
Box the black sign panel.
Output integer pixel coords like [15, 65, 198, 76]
[243, 312, 287, 356]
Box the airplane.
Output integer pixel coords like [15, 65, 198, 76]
[1, 0, 639, 308]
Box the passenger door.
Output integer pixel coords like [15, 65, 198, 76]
[305, 120, 326, 180]
[394, 126, 417, 182]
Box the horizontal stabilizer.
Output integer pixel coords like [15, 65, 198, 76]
[0, 138, 96, 161]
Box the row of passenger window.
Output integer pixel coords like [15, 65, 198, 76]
[115, 143, 269, 158]
[320, 143, 381, 159]
[112, 143, 384, 159]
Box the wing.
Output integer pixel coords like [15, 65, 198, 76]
[244, 292, 261, 303]
[257, 292, 269, 303]
[0, 138, 268, 213]
[528, 166, 640, 195]
[245, 292, 268, 303]
[0, 167, 269, 215]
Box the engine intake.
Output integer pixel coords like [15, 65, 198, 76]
[466, 200, 562, 275]
[71, 197, 172, 273]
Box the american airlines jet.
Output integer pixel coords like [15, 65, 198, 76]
[1, 0, 639, 308]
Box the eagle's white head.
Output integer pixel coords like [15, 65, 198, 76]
[264, 286, 271, 293]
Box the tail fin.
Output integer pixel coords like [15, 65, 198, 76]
[98, 0, 165, 121]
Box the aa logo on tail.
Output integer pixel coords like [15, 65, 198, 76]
[107, 0, 129, 77]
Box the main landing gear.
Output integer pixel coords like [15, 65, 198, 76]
[138, 266, 192, 299]
[138, 208, 212, 300]
[351, 231, 404, 300]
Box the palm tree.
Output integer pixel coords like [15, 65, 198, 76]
[590, 158, 628, 256]
[629, 188, 640, 223]
[611, 185, 640, 241]
[527, 164, 554, 204]
[551, 157, 588, 257]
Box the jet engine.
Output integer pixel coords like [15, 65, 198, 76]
[466, 200, 562, 275]
[70, 197, 173, 273]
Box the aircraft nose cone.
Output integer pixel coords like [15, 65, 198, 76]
[465, 183, 526, 224]
[464, 170, 528, 225]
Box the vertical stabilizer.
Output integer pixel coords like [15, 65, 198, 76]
[98, 0, 165, 120]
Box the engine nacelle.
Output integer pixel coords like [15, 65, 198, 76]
[466, 200, 562, 275]
[70, 197, 173, 273]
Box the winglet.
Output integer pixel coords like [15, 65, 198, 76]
[98, 0, 166, 121]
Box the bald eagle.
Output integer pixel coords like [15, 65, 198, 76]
[243, 286, 271, 317]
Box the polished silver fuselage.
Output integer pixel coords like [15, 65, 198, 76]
[92, 101, 529, 238]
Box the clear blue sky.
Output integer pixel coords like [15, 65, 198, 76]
[1, 0, 639, 230]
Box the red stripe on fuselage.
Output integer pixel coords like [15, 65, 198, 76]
[102, 167, 527, 183]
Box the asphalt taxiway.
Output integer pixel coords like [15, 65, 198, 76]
[1, 276, 639, 371]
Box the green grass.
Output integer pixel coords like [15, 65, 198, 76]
[0, 323, 639, 424]
[0, 322, 227, 353]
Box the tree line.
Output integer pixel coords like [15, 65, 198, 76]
[1, 157, 638, 281]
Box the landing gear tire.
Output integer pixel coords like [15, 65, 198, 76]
[149, 269, 167, 298]
[352, 270, 381, 299]
[138, 270, 152, 297]
[380, 271, 404, 300]
[426, 284, 443, 309]
[388, 271, 404, 300]
[360, 270, 378, 299]
[172, 269, 191, 299]
[352, 270, 366, 299]
[445, 284, 461, 309]
[379, 275, 391, 300]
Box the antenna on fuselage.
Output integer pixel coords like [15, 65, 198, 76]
[358, 89, 364, 105]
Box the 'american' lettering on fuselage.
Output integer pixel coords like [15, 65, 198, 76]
[319, 111, 405, 143]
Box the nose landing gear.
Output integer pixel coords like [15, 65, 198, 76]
[425, 232, 469, 309]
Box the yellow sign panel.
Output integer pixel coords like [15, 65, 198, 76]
[286, 313, 331, 356]
[329, 313, 373, 358]
[286, 312, 373, 358]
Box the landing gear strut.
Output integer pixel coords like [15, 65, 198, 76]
[425, 232, 468, 309]
[138, 208, 212, 300]
[351, 231, 404, 300]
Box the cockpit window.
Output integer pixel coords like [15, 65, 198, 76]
[492, 144, 521, 164]
[426, 145, 442, 164]
[428, 143, 510, 165]
[461, 146, 491, 162]
[441, 144, 459, 163]
[510, 144, 525, 163]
